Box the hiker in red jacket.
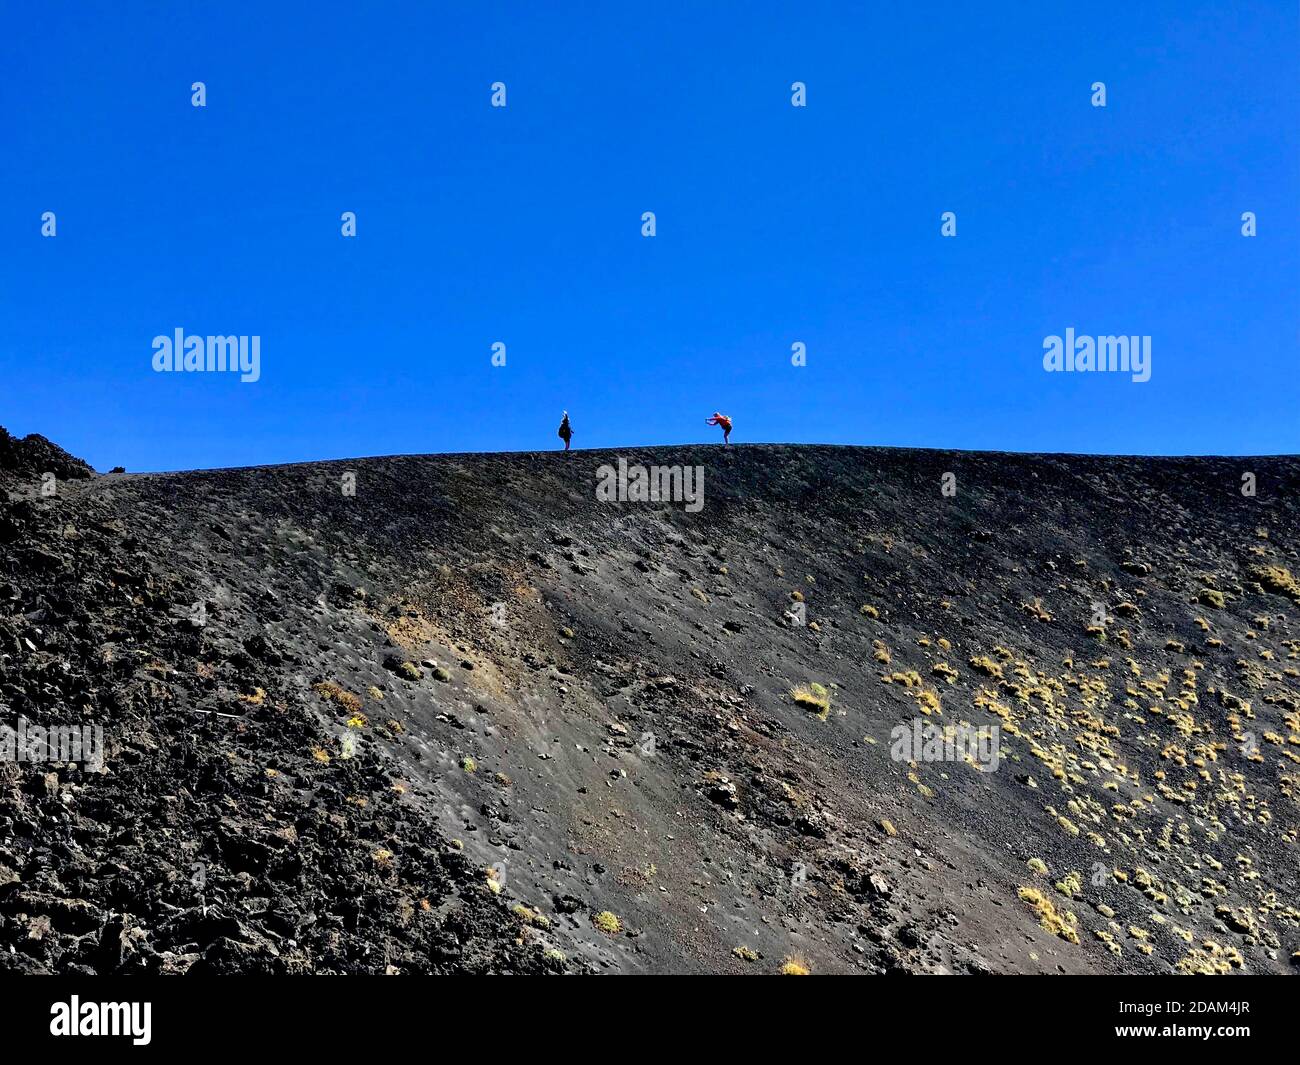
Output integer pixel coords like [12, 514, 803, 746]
[706, 412, 733, 446]
[558, 411, 573, 451]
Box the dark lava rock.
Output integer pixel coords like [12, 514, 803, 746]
[2, 424, 1298, 978]
[0, 428, 94, 481]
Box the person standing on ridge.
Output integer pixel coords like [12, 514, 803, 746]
[558, 411, 573, 451]
[706, 411, 733, 446]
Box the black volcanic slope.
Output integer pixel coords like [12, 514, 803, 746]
[2, 433, 1299, 975]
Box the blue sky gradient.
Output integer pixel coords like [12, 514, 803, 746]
[2, 1, 1296, 471]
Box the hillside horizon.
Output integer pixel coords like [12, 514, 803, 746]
[5, 425, 1300, 479]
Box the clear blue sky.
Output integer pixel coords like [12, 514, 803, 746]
[2, 1, 1296, 471]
